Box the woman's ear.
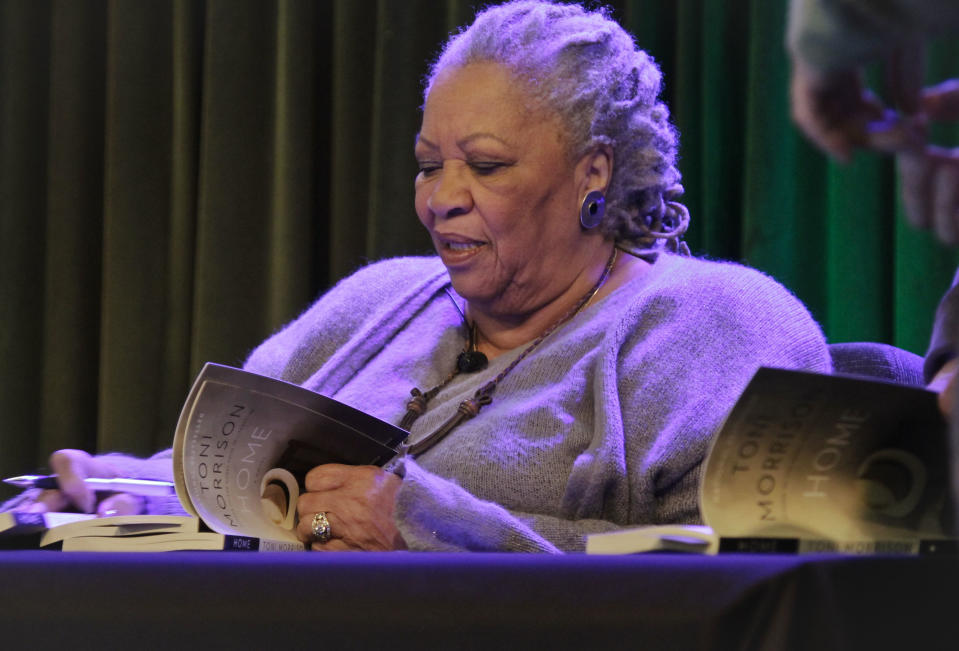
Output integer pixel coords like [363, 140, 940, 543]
[576, 144, 614, 196]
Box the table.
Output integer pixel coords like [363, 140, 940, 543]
[0, 552, 956, 650]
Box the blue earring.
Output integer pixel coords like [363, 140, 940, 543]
[580, 190, 605, 229]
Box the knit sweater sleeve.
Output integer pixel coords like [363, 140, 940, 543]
[391, 257, 832, 552]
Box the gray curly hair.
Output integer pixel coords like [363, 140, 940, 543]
[424, 0, 690, 253]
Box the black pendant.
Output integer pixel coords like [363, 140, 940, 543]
[456, 350, 488, 373]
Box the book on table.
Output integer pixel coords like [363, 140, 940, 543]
[2, 363, 408, 551]
[587, 367, 957, 555]
[0, 511, 97, 548]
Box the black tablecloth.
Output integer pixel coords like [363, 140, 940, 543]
[0, 552, 955, 650]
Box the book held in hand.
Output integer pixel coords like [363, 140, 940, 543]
[4, 363, 408, 551]
[171, 362, 408, 548]
[587, 367, 957, 555]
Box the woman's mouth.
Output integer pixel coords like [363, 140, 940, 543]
[446, 241, 484, 252]
[436, 235, 487, 263]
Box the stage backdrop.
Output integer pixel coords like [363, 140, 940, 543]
[1, 0, 957, 492]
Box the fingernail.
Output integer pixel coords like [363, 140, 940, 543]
[103, 509, 118, 517]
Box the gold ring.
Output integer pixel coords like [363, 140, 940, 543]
[310, 511, 332, 543]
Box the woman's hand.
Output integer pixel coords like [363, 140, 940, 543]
[18, 449, 145, 516]
[295, 464, 406, 551]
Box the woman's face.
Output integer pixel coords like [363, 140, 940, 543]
[415, 62, 603, 317]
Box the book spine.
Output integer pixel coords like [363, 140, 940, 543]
[719, 537, 956, 555]
[221, 535, 306, 552]
[718, 537, 800, 554]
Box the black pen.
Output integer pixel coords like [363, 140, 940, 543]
[3, 475, 176, 497]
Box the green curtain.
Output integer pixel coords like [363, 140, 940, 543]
[1, 0, 957, 500]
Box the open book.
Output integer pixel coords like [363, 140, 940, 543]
[169, 362, 407, 549]
[7, 363, 408, 551]
[587, 367, 956, 555]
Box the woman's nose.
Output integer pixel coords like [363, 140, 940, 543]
[427, 164, 473, 219]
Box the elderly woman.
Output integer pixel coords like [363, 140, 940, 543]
[10, 1, 831, 552]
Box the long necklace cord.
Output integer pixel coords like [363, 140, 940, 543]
[401, 246, 618, 456]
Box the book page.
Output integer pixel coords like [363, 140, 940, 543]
[39, 514, 199, 547]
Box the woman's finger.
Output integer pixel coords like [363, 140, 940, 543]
[311, 538, 356, 552]
[49, 450, 97, 512]
[19, 489, 69, 513]
[294, 489, 327, 521]
[96, 493, 146, 517]
[303, 463, 355, 492]
[295, 508, 338, 545]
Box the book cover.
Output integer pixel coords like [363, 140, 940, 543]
[588, 367, 956, 555]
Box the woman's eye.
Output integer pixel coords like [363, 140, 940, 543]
[416, 162, 441, 176]
[470, 162, 505, 175]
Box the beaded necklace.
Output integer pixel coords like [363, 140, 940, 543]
[399, 247, 618, 456]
